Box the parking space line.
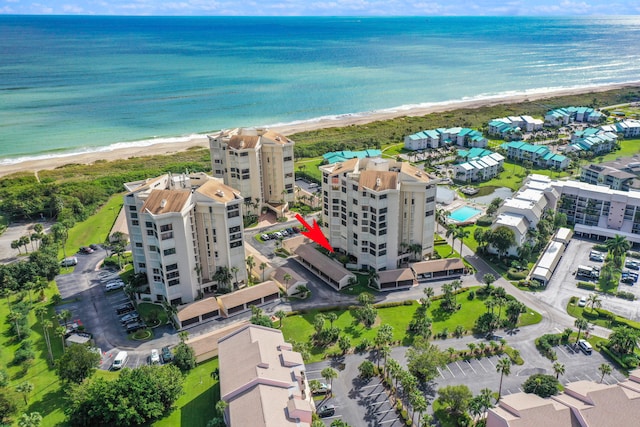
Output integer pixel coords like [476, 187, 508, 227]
[584, 374, 594, 381]
[466, 360, 477, 374]
[375, 409, 395, 415]
[486, 357, 495, 368]
[446, 364, 456, 378]
[556, 346, 569, 357]
[437, 367, 445, 379]
[455, 361, 467, 376]
[378, 419, 399, 424]
[518, 388, 523, 392]
[476, 359, 488, 373]
[361, 383, 382, 390]
[368, 391, 386, 398]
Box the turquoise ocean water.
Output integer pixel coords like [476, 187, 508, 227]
[2, 15, 640, 164]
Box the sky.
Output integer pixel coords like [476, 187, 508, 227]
[1, 0, 640, 16]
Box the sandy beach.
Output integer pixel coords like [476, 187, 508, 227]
[1, 82, 638, 179]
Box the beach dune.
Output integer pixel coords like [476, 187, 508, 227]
[1, 82, 638, 179]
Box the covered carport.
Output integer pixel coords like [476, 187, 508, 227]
[375, 268, 416, 290]
[411, 258, 465, 281]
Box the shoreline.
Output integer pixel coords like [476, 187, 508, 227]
[2, 81, 639, 178]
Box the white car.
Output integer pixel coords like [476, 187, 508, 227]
[273, 232, 283, 239]
[578, 296, 587, 307]
[261, 234, 270, 241]
[105, 281, 125, 291]
[150, 349, 160, 364]
[280, 229, 289, 236]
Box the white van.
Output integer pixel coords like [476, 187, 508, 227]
[578, 339, 592, 355]
[112, 351, 128, 370]
[61, 257, 78, 267]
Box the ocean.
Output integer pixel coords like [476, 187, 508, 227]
[2, 15, 640, 164]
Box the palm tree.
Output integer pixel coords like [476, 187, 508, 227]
[386, 358, 402, 389]
[42, 319, 54, 364]
[605, 234, 631, 258]
[496, 357, 512, 401]
[230, 266, 240, 289]
[275, 310, 286, 328]
[259, 262, 268, 283]
[553, 362, 565, 380]
[598, 363, 612, 383]
[55, 326, 66, 352]
[423, 286, 435, 300]
[11, 239, 22, 254]
[16, 381, 34, 405]
[455, 226, 470, 257]
[445, 224, 458, 255]
[368, 268, 379, 288]
[326, 312, 337, 328]
[51, 222, 69, 259]
[451, 279, 462, 305]
[246, 255, 255, 282]
[179, 331, 189, 343]
[8, 311, 24, 339]
[586, 293, 602, 313]
[283, 273, 292, 292]
[575, 318, 589, 345]
[483, 273, 496, 290]
[321, 367, 338, 396]
[18, 412, 43, 427]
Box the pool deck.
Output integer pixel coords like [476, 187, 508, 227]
[442, 200, 486, 225]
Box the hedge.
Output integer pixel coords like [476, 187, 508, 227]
[507, 268, 528, 280]
[600, 345, 636, 370]
[475, 215, 493, 226]
[577, 282, 596, 290]
[616, 291, 636, 301]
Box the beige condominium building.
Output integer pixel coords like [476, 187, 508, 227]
[123, 173, 247, 305]
[209, 128, 295, 216]
[320, 157, 437, 271]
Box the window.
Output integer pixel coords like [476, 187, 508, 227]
[145, 221, 153, 228]
[227, 211, 240, 218]
[168, 279, 180, 287]
[240, 152, 248, 157]
[425, 210, 434, 217]
[380, 208, 387, 214]
[135, 242, 143, 248]
[167, 271, 179, 279]
[161, 231, 174, 240]
[229, 226, 241, 233]
[163, 248, 176, 256]
[427, 196, 435, 203]
[153, 268, 161, 275]
[166, 263, 178, 271]
[230, 241, 243, 248]
[138, 263, 146, 268]
[129, 205, 137, 211]
[130, 213, 138, 219]
[132, 220, 139, 226]
[285, 172, 293, 178]
[149, 246, 158, 253]
[146, 229, 155, 236]
[284, 156, 292, 161]
[160, 224, 173, 232]
[380, 194, 387, 200]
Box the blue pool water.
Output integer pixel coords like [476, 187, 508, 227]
[449, 206, 482, 222]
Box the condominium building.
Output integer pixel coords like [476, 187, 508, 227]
[209, 128, 295, 215]
[404, 127, 488, 150]
[488, 115, 543, 137]
[500, 141, 570, 170]
[601, 119, 640, 138]
[568, 127, 618, 154]
[544, 106, 604, 126]
[553, 179, 640, 245]
[581, 158, 640, 191]
[454, 148, 505, 182]
[320, 157, 437, 271]
[123, 173, 247, 305]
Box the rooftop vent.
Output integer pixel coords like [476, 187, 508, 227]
[416, 171, 422, 177]
[216, 190, 224, 197]
[376, 177, 381, 187]
[160, 199, 167, 208]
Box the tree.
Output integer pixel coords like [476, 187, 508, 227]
[338, 335, 351, 354]
[608, 326, 639, 355]
[522, 374, 560, 398]
[275, 310, 286, 328]
[16, 382, 33, 406]
[598, 363, 613, 383]
[605, 234, 631, 258]
[445, 224, 458, 255]
[245, 256, 255, 282]
[505, 300, 526, 325]
[55, 326, 66, 352]
[488, 226, 516, 258]
[483, 273, 496, 290]
[259, 262, 267, 283]
[213, 267, 232, 292]
[585, 293, 602, 313]
[406, 336, 447, 382]
[553, 362, 565, 380]
[55, 344, 101, 384]
[282, 273, 292, 292]
[386, 358, 402, 389]
[230, 266, 240, 289]
[0, 387, 23, 424]
[321, 367, 338, 395]
[17, 412, 42, 427]
[455, 227, 470, 258]
[496, 357, 512, 400]
[173, 342, 196, 373]
[358, 360, 376, 379]
[410, 391, 428, 426]
[436, 384, 473, 417]
[574, 318, 589, 345]
[326, 312, 338, 328]
[330, 420, 353, 427]
[313, 313, 326, 335]
[58, 309, 72, 329]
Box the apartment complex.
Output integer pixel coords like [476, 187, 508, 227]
[490, 175, 559, 256]
[404, 127, 488, 150]
[568, 127, 618, 154]
[500, 141, 570, 170]
[544, 106, 604, 126]
[454, 148, 505, 182]
[600, 118, 640, 138]
[487, 369, 640, 426]
[581, 158, 640, 191]
[320, 157, 437, 271]
[209, 128, 295, 215]
[218, 325, 314, 427]
[488, 115, 544, 137]
[124, 173, 247, 305]
[553, 179, 640, 245]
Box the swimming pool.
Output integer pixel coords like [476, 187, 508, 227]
[448, 206, 482, 222]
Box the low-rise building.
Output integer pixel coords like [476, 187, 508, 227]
[544, 106, 604, 126]
[530, 228, 572, 286]
[404, 127, 487, 150]
[487, 369, 640, 427]
[454, 149, 505, 182]
[580, 158, 640, 191]
[601, 119, 640, 138]
[568, 127, 618, 154]
[218, 324, 314, 427]
[488, 115, 544, 137]
[500, 141, 570, 170]
[322, 149, 382, 164]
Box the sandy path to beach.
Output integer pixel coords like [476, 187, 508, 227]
[1, 82, 638, 178]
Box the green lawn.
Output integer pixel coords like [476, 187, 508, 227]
[61, 194, 124, 259]
[567, 299, 640, 330]
[434, 241, 460, 259]
[295, 157, 324, 182]
[137, 302, 169, 325]
[153, 358, 220, 427]
[281, 288, 541, 363]
[478, 160, 571, 192]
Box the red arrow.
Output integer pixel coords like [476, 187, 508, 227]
[295, 214, 334, 253]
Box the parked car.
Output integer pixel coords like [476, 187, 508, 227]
[120, 312, 139, 323]
[273, 232, 283, 239]
[105, 281, 125, 291]
[161, 346, 173, 363]
[317, 405, 335, 418]
[589, 251, 605, 262]
[79, 246, 94, 254]
[125, 322, 146, 333]
[625, 260, 640, 270]
[578, 296, 587, 307]
[261, 234, 270, 241]
[116, 304, 135, 315]
[150, 349, 160, 364]
[89, 243, 101, 250]
[286, 227, 295, 234]
[280, 229, 289, 236]
[292, 226, 301, 233]
[312, 383, 331, 395]
[122, 316, 141, 326]
[60, 257, 78, 267]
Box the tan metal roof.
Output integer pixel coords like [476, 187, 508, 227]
[218, 280, 281, 310]
[177, 297, 220, 322]
[330, 158, 359, 176]
[228, 385, 310, 427]
[377, 268, 415, 283]
[400, 162, 431, 183]
[359, 170, 398, 192]
[262, 129, 292, 145]
[186, 320, 249, 361]
[411, 258, 465, 275]
[228, 134, 260, 150]
[195, 179, 241, 203]
[142, 189, 191, 215]
[294, 244, 355, 283]
[271, 267, 306, 286]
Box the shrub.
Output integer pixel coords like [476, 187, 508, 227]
[577, 282, 596, 290]
[507, 269, 528, 280]
[616, 291, 636, 301]
[522, 374, 561, 397]
[467, 290, 475, 300]
[476, 215, 493, 226]
[594, 308, 616, 321]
